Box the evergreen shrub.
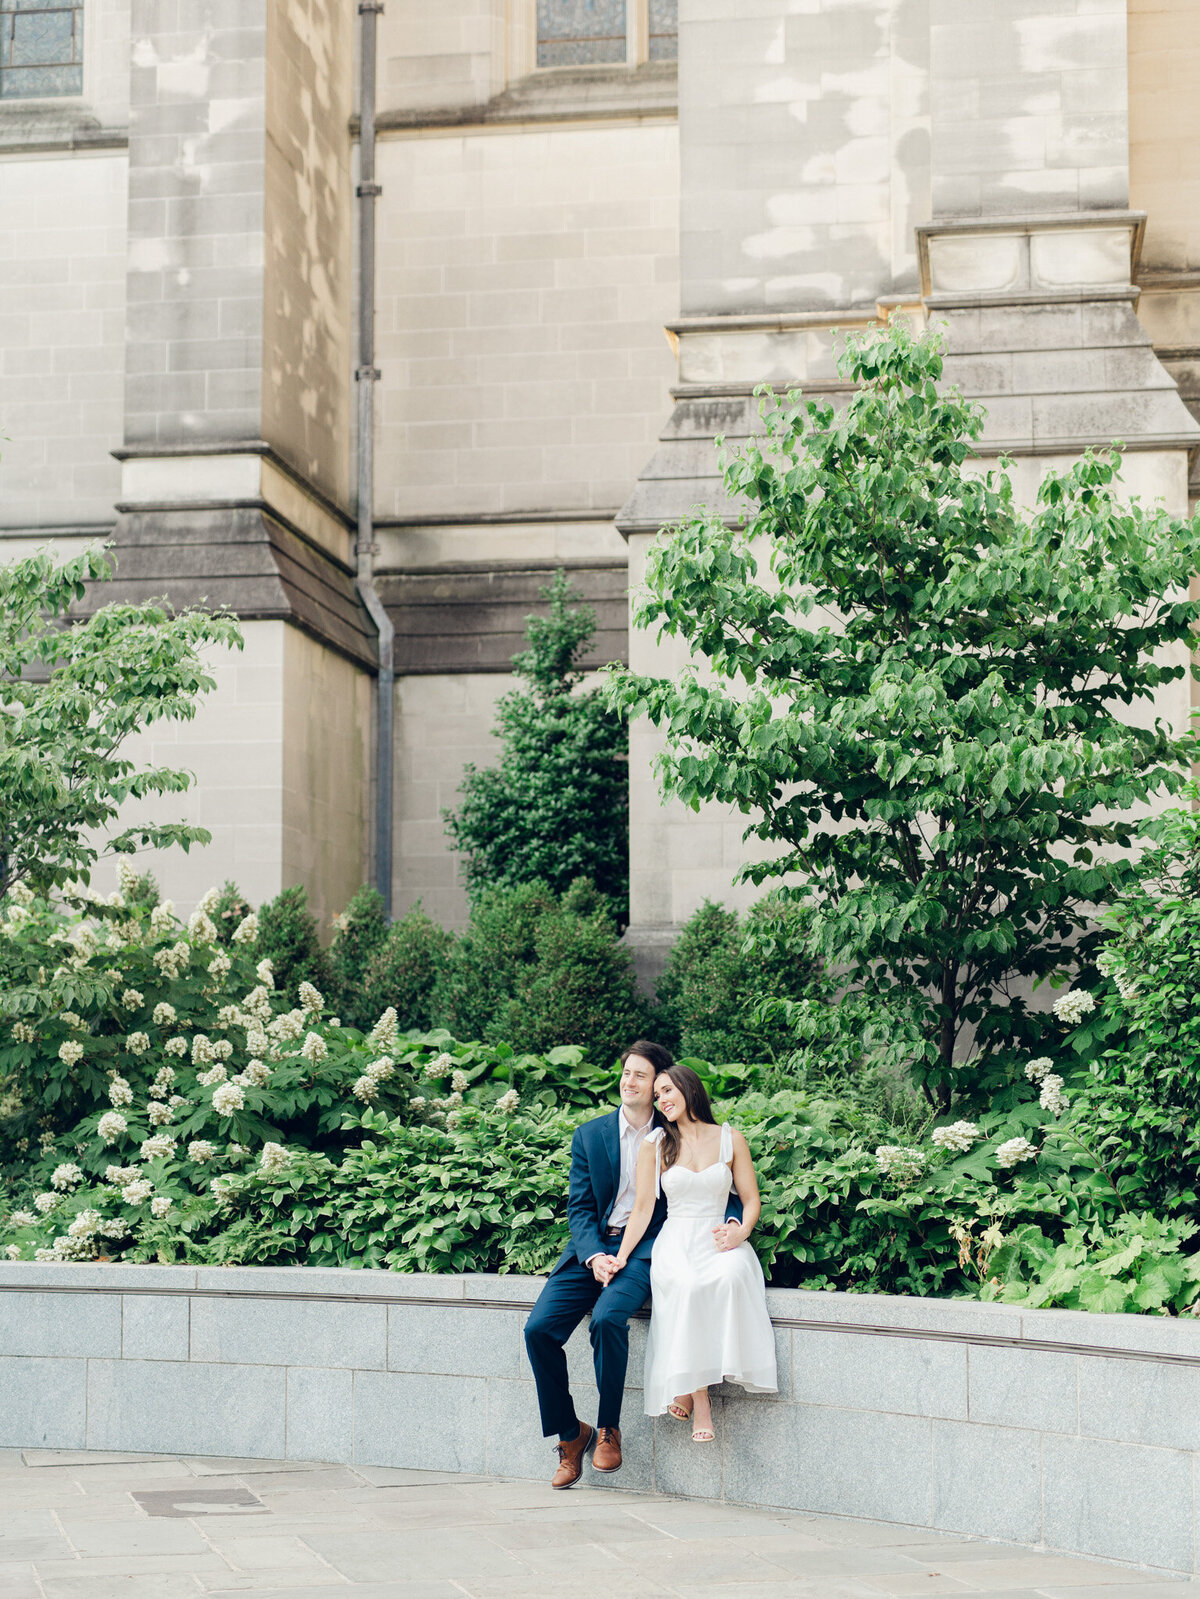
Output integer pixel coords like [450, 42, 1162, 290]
[256, 884, 331, 1002]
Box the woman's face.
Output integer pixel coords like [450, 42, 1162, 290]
[654, 1072, 686, 1123]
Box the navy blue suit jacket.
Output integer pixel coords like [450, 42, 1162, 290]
[553, 1109, 744, 1276]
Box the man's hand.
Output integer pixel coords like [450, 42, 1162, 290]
[712, 1222, 743, 1253]
[590, 1253, 620, 1286]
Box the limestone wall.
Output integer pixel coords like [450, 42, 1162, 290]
[263, 0, 354, 507]
[0, 153, 126, 530]
[373, 121, 679, 520]
[3, 1262, 1200, 1575]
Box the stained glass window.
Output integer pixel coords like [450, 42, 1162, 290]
[537, 0, 626, 68]
[0, 0, 83, 98]
[648, 0, 677, 61]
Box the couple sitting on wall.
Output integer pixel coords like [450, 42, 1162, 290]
[524, 1040, 777, 1487]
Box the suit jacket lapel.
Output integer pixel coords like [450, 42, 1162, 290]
[601, 1109, 621, 1211]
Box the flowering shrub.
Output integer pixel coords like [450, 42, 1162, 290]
[981, 1214, 1200, 1315]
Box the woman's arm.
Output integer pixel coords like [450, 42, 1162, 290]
[613, 1141, 658, 1269]
[714, 1130, 762, 1251]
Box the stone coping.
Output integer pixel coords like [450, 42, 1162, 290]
[3, 1261, 1198, 1362]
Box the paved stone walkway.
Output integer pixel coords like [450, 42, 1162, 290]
[0, 1449, 1194, 1599]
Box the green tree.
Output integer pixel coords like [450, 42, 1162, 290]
[0, 544, 241, 898]
[444, 571, 629, 920]
[606, 321, 1200, 1108]
[257, 884, 331, 1001]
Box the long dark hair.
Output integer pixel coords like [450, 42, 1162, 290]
[655, 1062, 717, 1172]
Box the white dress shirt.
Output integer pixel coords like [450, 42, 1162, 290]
[608, 1106, 653, 1231]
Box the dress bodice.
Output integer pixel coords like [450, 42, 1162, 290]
[651, 1124, 734, 1220]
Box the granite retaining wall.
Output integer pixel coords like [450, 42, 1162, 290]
[1, 1264, 1198, 1575]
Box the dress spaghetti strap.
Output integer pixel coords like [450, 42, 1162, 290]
[719, 1121, 733, 1166]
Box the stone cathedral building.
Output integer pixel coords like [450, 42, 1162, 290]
[2, 1, 1199, 960]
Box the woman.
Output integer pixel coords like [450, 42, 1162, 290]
[611, 1063, 776, 1441]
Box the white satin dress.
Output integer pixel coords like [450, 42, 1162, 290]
[642, 1123, 778, 1416]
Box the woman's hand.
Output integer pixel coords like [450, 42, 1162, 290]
[712, 1221, 744, 1252]
[611, 1252, 628, 1274]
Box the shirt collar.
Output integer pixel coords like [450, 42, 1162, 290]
[618, 1106, 651, 1139]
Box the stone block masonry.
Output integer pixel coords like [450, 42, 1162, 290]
[3, 1262, 1200, 1576]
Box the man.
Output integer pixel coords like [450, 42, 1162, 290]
[524, 1039, 744, 1488]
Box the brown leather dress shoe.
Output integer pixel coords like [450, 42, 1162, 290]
[551, 1422, 593, 1489]
[592, 1426, 622, 1473]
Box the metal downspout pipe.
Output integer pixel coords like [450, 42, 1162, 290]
[354, 0, 393, 919]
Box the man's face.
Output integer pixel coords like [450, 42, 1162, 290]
[619, 1053, 656, 1113]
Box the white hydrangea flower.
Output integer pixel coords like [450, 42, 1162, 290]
[445, 1110, 462, 1131]
[153, 941, 191, 978]
[97, 1111, 128, 1143]
[188, 909, 218, 943]
[232, 913, 259, 946]
[409, 1096, 426, 1110]
[67, 1209, 102, 1239]
[164, 1036, 188, 1057]
[1115, 972, 1139, 1002]
[451, 1069, 469, 1093]
[1052, 989, 1095, 1025]
[191, 1034, 215, 1064]
[212, 1082, 245, 1116]
[299, 1031, 327, 1065]
[11, 1020, 36, 1044]
[105, 1165, 140, 1186]
[495, 1088, 519, 1115]
[34, 1192, 60, 1213]
[100, 1216, 129, 1239]
[216, 1004, 240, 1029]
[120, 988, 144, 1010]
[211, 1039, 233, 1062]
[150, 1065, 176, 1098]
[152, 1002, 177, 1027]
[255, 955, 274, 984]
[328, 1017, 340, 1029]
[9, 880, 34, 906]
[10, 1210, 36, 1227]
[34, 1247, 62, 1262]
[117, 859, 139, 894]
[242, 984, 272, 1018]
[352, 1075, 379, 1102]
[195, 886, 223, 916]
[107, 889, 126, 909]
[208, 952, 232, 978]
[108, 1078, 133, 1110]
[124, 1179, 154, 1204]
[298, 981, 323, 1014]
[368, 1008, 398, 1050]
[169, 1093, 187, 1107]
[58, 1040, 84, 1067]
[246, 1026, 270, 1057]
[366, 1055, 394, 1084]
[1039, 1075, 1068, 1115]
[228, 1143, 247, 1158]
[196, 1064, 228, 1087]
[139, 1133, 176, 1162]
[425, 1052, 455, 1080]
[4, 1244, 20, 1260]
[874, 1145, 925, 1183]
[146, 1100, 173, 1127]
[50, 1162, 84, 1190]
[995, 1136, 1038, 1169]
[125, 1031, 150, 1056]
[188, 1140, 216, 1163]
[259, 1142, 288, 1174]
[240, 1060, 271, 1087]
[269, 1009, 305, 1042]
[1024, 1057, 1054, 1083]
[150, 1195, 172, 1218]
[149, 899, 176, 935]
[930, 1120, 980, 1154]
